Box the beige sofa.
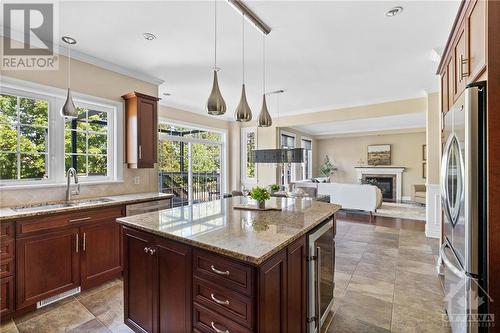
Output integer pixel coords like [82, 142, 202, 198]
[412, 184, 426, 205]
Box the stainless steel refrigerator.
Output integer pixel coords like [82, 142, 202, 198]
[440, 81, 488, 332]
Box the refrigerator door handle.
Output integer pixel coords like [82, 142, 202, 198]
[440, 242, 466, 278]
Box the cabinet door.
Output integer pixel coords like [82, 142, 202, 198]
[137, 97, 157, 168]
[80, 222, 122, 290]
[467, 0, 486, 81]
[123, 228, 155, 333]
[258, 251, 287, 333]
[286, 236, 307, 333]
[454, 24, 468, 99]
[441, 69, 449, 113]
[156, 237, 191, 333]
[1, 276, 14, 317]
[16, 228, 80, 309]
[447, 56, 455, 106]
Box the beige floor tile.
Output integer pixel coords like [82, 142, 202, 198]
[68, 318, 112, 332]
[337, 290, 393, 330]
[397, 257, 438, 276]
[353, 261, 396, 283]
[398, 247, 437, 265]
[328, 310, 391, 333]
[16, 300, 94, 333]
[346, 275, 394, 303]
[13, 296, 77, 325]
[78, 284, 125, 332]
[335, 255, 360, 274]
[364, 243, 399, 258]
[391, 302, 451, 333]
[0, 319, 19, 333]
[76, 278, 122, 300]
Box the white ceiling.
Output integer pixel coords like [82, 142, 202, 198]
[294, 112, 426, 137]
[6, 1, 459, 120]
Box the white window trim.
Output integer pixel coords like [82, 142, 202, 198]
[158, 118, 227, 196]
[280, 130, 297, 184]
[241, 127, 257, 185]
[301, 136, 313, 180]
[0, 77, 123, 188]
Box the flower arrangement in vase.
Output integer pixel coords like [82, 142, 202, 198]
[250, 186, 271, 209]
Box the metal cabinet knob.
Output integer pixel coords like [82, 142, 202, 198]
[149, 248, 156, 255]
[144, 247, 150, 253]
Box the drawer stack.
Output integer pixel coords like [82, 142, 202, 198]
[0, 222, 15, 318]
[192, 249, 255, 333]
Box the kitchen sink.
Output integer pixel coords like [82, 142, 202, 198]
[12, 198, 115, 213]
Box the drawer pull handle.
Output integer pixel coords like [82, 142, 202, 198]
[210, 293, 230, 305]
[211, 265, 230, 276]
[210, 321, 229, 333]
[69, 217, 91, 223]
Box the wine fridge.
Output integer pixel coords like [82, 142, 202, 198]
[307, 217, 335, 333]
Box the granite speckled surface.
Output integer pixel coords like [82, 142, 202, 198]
[116, 197, 341, 265]
[0, 192, 173, 221]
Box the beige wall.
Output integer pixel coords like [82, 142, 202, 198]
[0, 44, 161, 207]
[316, 132, 427, 198]
[426, 92, 440, 185]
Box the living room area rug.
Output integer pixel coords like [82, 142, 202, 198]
[374, 202, 426, 221]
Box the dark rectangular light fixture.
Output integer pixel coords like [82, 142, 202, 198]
[252, 148, 305, 164]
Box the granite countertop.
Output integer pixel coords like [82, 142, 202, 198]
[116, 197, 341, 265]
[0, 192, 173, 221]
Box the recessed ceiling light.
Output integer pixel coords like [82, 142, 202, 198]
[163, 93, 171, 96]
[386, 6, 403, 17]
[61, 36, 77, 44]
[143, 32, 156, 41]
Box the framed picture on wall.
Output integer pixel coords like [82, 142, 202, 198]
[367, 144, 391, 166]
[422, 162, 427, 179]
[422, 144, 427, 161]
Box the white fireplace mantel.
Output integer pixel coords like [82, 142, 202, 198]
[355, 166, 405, 202]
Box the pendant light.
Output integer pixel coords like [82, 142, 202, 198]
[258, 34, 272, 127]
[206, 0, 226, 115]
[235, 14, 252, 122]
[60, 36, 78, 118]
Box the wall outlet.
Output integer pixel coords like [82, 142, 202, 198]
[134, 176, 140, 185]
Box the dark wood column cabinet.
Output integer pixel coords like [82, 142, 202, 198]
[122, 92, 160, 169]
[123, 227, 192, 333]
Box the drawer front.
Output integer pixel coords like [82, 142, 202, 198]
[193, 303, 252, 333]
[1, 276, 14, 317]
[193, 249, 254, 297]
[0, 239, 14, 261]
[194, 277, 253, 329]
[17, 206, 125, 236]
[0, 258, 14, 279]
[0, 223, 14, 238]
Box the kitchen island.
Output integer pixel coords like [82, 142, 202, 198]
[116, 197, 340, 333]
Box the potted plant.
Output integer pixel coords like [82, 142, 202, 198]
[319, 155, 337, 181]
[269, 184, 281, 194]
[250, 186, 271, 209]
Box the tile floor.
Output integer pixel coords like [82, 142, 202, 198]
[0, 212, 449, 333]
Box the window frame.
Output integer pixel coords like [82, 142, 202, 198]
[158, 118, 228, 200]
[280, 130, 297, 185]
[0, 78, 123, 188]
[241, 127, 257, 185]
[301, 137, 313, 180]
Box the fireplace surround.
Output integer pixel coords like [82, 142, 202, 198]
[355, 166, 405, 203]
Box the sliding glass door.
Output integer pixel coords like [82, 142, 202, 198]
[158, 123, 225, 207]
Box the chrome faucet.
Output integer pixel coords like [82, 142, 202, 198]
[65, 168, 80, 202]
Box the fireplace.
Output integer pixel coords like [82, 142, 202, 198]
[363, 175, 397, 202]
[355, 166, 405, 203]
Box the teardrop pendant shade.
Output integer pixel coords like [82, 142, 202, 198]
[207, 70, 226, 115]
[257, 94, 272, 127]
[235, 84, 252, 122]
[60, 88, 78, 118]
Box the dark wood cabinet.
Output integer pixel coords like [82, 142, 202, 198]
[257, 251, 287, 333]
[16, 228, 80, 309]
[122, 92, 160, 169]
[286, 236, 307, 333]
[80, 222, 123, 290]
[0, 276, 14, 317]
[123, 228, 155, 333]
[123, 227, 192, 333]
